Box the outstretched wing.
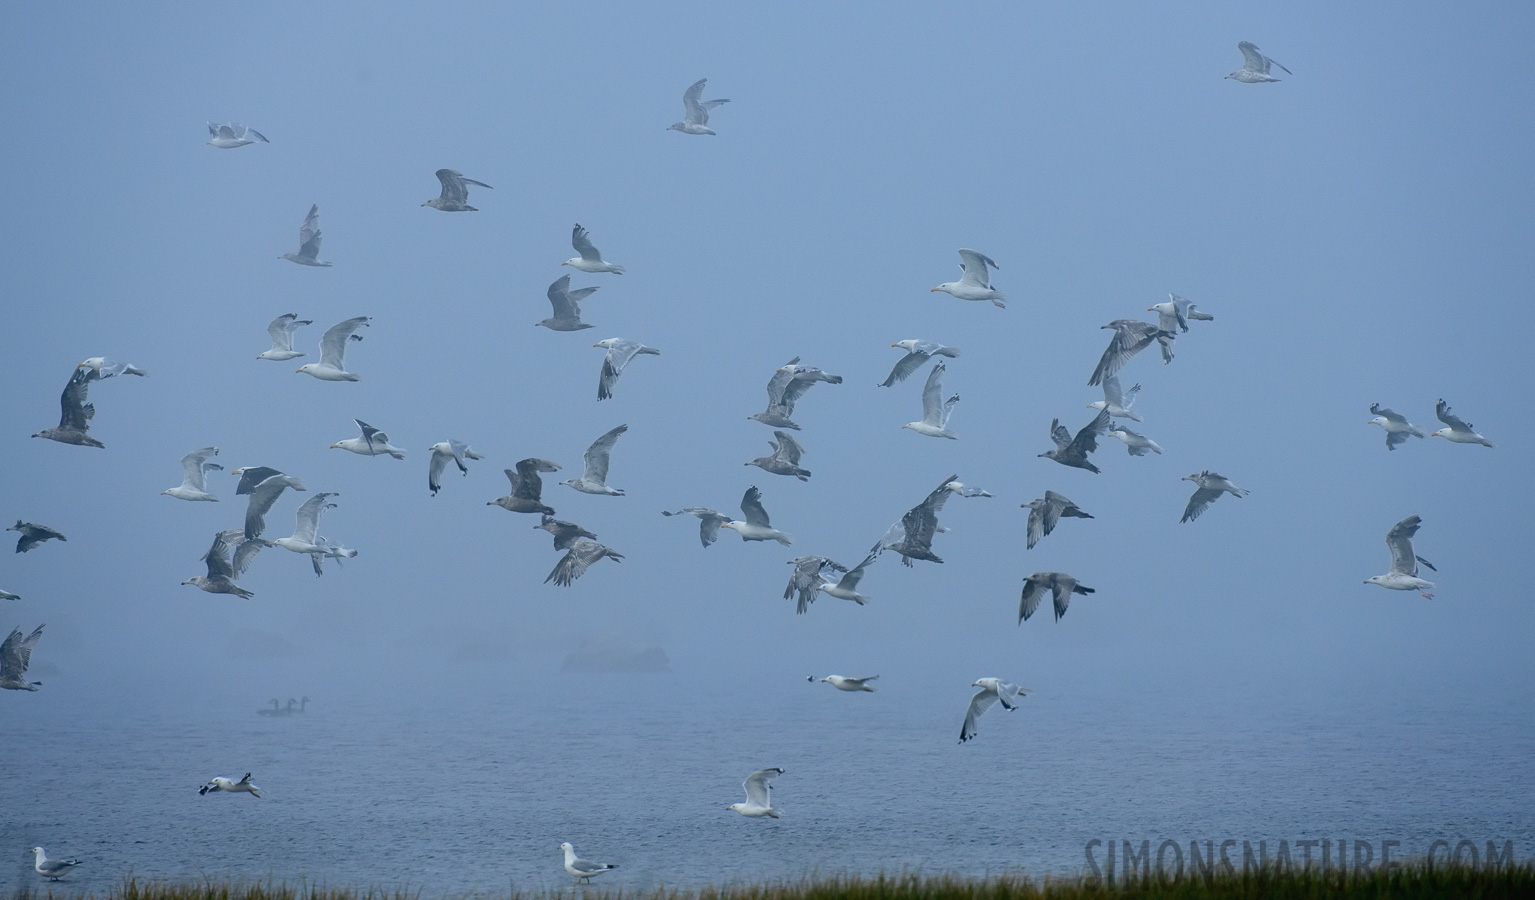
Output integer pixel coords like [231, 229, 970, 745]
[582, 424, 628, 484]
[956, 249, 997, 288]
[1385, 515, 1423, 576]
[1180, 485, 1222, 523]
[319, 317, 370, 369]
[572, 224, 603, 262]
[1068, 409, 1111, 457]
[740, 486, 772, 528]
[960, 689, 999, 742]
[742, 768, 782, 806]
[920, 363, 946, 425]
[1434, 399, 1472, 432]
[296, 205, 324, 258]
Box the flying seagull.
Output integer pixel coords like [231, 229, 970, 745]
[669, 78, 729, 135]
[29, 847, 82, 881]
[931, 249, 1006, 308]
[593, 338, 660, 401]
[817, 551, 878, 608]
[811, 675, 878, 692]
[331, 419, 406, 459]
[1364, 515, 1437, 599]
[784, 554, 874, 613]
[563, 224, 625, 274]
[1088, 320, 1170, 387]
[747, 431, 811, 481]
[721, 486, 792, 545]
[32, 368, 102, 448]
[1018, 572, 1095, 623]
[536, 515, 598, 551]
[77, 357, 147, 380]
[234, 468, 307, 540]
[536, 275, 600, 332]
[1, 624, 45, 691]
[1087, 374, 1141, 421]
[873, 474, 957, 566]
[182, 530, 262, 598]
[206, 122, 268, 148]
[562, 424, 629, 495]
[279, 204, 331, 267]
[162, 447, 222, 501]
[490, 459, 560, 515]
[200, 773, 261, 797]
[1430, 399, 1493, 447]
[944, 480, 992, 498]
[1367, 403, 1426, 450]
[428, 440, 484, 495]
[1227, 41, 1291, 83]
[267, 492, 342, 575]
[1180, 471, 1249, 523]
[1021, 492, 1093, 550]
[1108, 425, 1163, 456]
[959, 678, 1029, 743]
[727, 768, 784, 817]
[558, 842, 618, 884]
[9, 521, 66, 554]
[1038, 409, 1111, 474]
[1148, 294, 1213, 363]
[296, 316, 370, 381]
[748, 356, 843, 429]
[662, 507, 731, 547]
[902, 362, 960, 439]
[545, 538, 624, 587]
[257, 314, 313, 361]
[232, 465, 301, 497]
[0, 589, 18, 601]
[423, 169, 492, 211]
[881, 340, 960, 387]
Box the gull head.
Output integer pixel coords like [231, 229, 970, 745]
[1366, 417, 1385, 428]
[329, 443, 341, 450]
[558, 842, 572, 851]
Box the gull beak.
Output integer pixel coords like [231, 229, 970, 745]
[329, 444, 340, 449]
[295, 368, 304, 373]
[560, 261, 568, 267]
[890, 343, 899, 347]
[928, 288, 939, 292]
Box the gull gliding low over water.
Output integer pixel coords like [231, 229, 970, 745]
[428, 440, 483, 496]
[960, 678, 1029, 744]
[669, 78, 729, 135]
[206, 122, 268, 148]
[200, 773, 261, 797]
[811, 675, 878, 692]
[558, 843, 618, 884]
[296, 317, 370, 381]
[902, 362, 959, 439]
[881, 340, 960, 387]
[1431, 399, 1494, 447]
[1018, 571, 1096, 623]
[280, 204, 331, 266]
[1227, 41, 1291, 83]
[727, 768, 784, 817]
[2, 624, 45, 691]
[30, 847, 82, 881]
[1365, 515, 1437, 599]
[931, 249, 1005, 307]
[1180, 471, 1248, 523]
[423, 169, 492, 211]
[563, 224, 625, 274]
[594, 338, 660, 401]
[561, 424, 628, 495]
[162, 447, 222, 501]
[258, 314, 313, 361]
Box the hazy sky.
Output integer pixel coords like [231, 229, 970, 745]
[1, 1, 1531, 718]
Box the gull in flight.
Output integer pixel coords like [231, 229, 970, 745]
[423, 169, 492, 211]
[1226, 41, 1291, 83]
[669, 78, 729, 135]
[490, 459, 560, 515]
[960, 678, 1030, 743]
[721, 486, 792, 545]
[162, 447, 222, 501]
[810, 674, 878, 692]
[258, 314, 313, 361]
[536, 275, 599, 332]
[945, 480, 992, 498]
[1148, 294, 1213, 363]
[536, 515, 597, 551]
[747, 431, 810, 481]
[727, 768, 784, 817]
[1180, 471, 1249, 523]
[9, 521, 66, 554]
[232, 467, 307, 540]
[206, 122, 268, 148]
[267, 493, 343, 575]
[312, 537, 359, 575]
[1038, 409, 1111, 474]
[558, 843, 618, 884]
[279, 204, 331, 267]
[881, 340, 960, 387]
[77, 357, 147, 380]
[562, 425, 629, 495]
[1087, 374, 1141, 421]
[30, 847, 82, 881]
[873, 474, 957, 566]
[748, 356, 843, 429]
[1108, 425, 1163, 456]
[1367, 403, 1426, 450]
[662, 507, 731, 547]
[902, 362, 959, 439]
[1365, 515, 1437, 599]
[331, 419, 406, 459]
[785, 552, 877, 614]
[200, 773, 261, 797]
[428, 440, 484, 496]
[563, 224, 625, 274]
[1019, 572, 1095, 622]
[2, 625, 45, 691]
[546, 538, 624, 587]
[931, 249, 1006, 308]
[32, 367, 102, 448]
[296, 316, 370, 381]
[0, 589, 17, 601]
[1430, 399, 1493, 447]
[182, 530, 262, 599]
[1088, 320, 1170, 387]
[594, 338, 660, 401]
[1021, 492, 1092, 550]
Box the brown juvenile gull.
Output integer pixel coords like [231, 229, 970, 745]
[1021, 492, 1092, 550]
[1, 624, 45, 691]
[1038, 409, 1111, 474]
[872, 474, 957, 567]
[423, 169, 492, 211]
[668, 78, 729, 135]
[1018, 572, 1095, 623]
[162, 447, 222, 501]
[9, 521, 66, 554]
[561, 424, 628, 495]
[930, 249, 1006, 308]
[490, 459, 560, 515]
[747, 431, 810, 481]
[1088, 320, 1170, 387]
[257, 314, 313, 361]
[182, 530, 261, 598]
[1364, 515, 1437, 598]
[662, 507, 731, 547]
[32, 368, 102, 448]
[1179, 471, 1249, 523]
[1226, 41, 1291, 83]
[1367, 403, 1426, 450]
[536, 515, 597, 551]
[536, 275, 599, 332]
[207, 122, 268, 148]
[959, 678, 1029, 744]
[721, 486, 792, 545]
[594, 338, 660, 401]
[296, 316, 370, 381]
[749, 356, 843, 429]
[1108, 425, 1163, 456]
[881, 340, 960, 387]
[1430, 399, 1493, 447]
[1148, 294, 1213, 363]
[279, 204, 331, 267]
[546, 538, 624, 586]
[563, 224, 625, 274]
[428, 440, 484, 496]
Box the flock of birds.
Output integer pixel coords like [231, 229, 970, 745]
[6, 49, 1501, 884]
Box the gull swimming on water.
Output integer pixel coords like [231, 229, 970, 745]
[1108, 425, 1163, 456]
[562, 425, 628, 495]
[873, 474, 957, 566]
[931, 249, 1006, 308]
[9, 521, 66, 554]
[536, 515, 597, 551]
[200, 773, 261, 797]
[423, 169, 492, 211]
[182, 530, 261, 598]
[1148, 294, 1213, 363]
[727, 768, 784, 817]
[669, 78, 729, 135]
[279, 204, 331, 267]
[662, 507, 731, 547]
[811, 674, 878, 692]
[748, 357, 843, 429]
[2, 625, 45, 691]
[490, 459, 560, 515]
[1226, 41, 1291, 83]
[1430, 399, 1493, 447]
[545, 538, 624, 586]
[1088, 320, 1169, 387]
[206, 122, 268, 148]
[1367, 403, 1426, 450]
[1019, 572, 1095, 622]
[1180, 471, 1249, 523]
[594, 338, 660, 401]
[747, 431, 810, 481]
[30, 847, 82, 880]
[162, 447, 222, 501]
[960, 678, 1029, 743]
[331, 419, 406, 459]
[563, 225, 626, 274]
[881, 340, 960, 387]
[258, 314, 313, 361]
[1021, 492, 1092, 550]
[558, 842, 618, 883]
[903, 362, 959, 439]
[721, 486, 793, 545]
[429, 440, 484, 495]
[1088, 374, 1141, 421]
[536, 275, 599, 332]
[1038, 409, 1111, 474]
[1365, 515, 1437, 599]
[32, 368, 102, 448]
[296, 316, 370, 381]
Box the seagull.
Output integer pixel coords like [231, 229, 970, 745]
[902, 362, 960, 439]
[872, 474, 957, 567]
[818, 551, 878, 607]
[279, 204, 331, 267]
[162, 447, 222, 501]
[536, 515, 597, 551]
[1088, 320, 1169, 386]
[77, 357, 147, 379]
[312, 537, 359, 575]
[422, 169, 492, 211]
[930, 249, 1006, 307]
[32, 367, 103, 448]
[29, 847, 81, 880]
[1087, 374, 1141, 421]
[331, 419, 406, 459]
[669, 78, 729, 135]
[1226, 41, 1291, 83]
[662, 507, 731, 547]
[257, 314, 313, 361]
[1430, 399, 1493, 447]
[234, 468, 307, 540]
[428, 440, 484, 496]
[266, 492, 340, 563]
[296, 316, 370, 381]
[959, 678, 1030, 743]
[1148, 294, 1213, 363]
[2, 625, 45, 691]
[727, 768, 783, 817]
[490, 459, 561, 515]
[1038, 409, 1111, 474]
[232, 465, 302, 497]
[562, 425, 629, 495]
[563, 225, 625, 274]
[593, 338, 660, 401]
[1021, 492, 1093, 550]
[182, 530, 261, 599]
[199, 773, 261, 797]
[206, 122, 268, 148]
[1180, 471, 1249, 523]
[721, 486, 793, 545]
[558, 842, 618, 884]
[9, 521, 66, 554]
[881, 340, 961, 387]
[783, 552, 875, 613]
[811, 675, 878, 692]
[1108, 425, 1163, 456]
[0, 589, 18, 601]
[944, 480, 992, 498]
[748, 356, 843, 429]
[536, 275, 599, 331]
[545, 538, 624, 587]
[747, 431, 811, 481]
[1018, 572, 1095, 623]
[1365, 515, 1437, 599]
[1367, 403, 1427, 450]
